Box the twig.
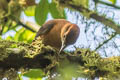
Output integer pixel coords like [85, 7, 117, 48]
[112, 40, 120, 53]
[10, 15, 38, 32]
[95, 33, 117, 51]
[17, 20, 36, 32]
[97, 0, 120, 9]
[58, 0, 120, 34]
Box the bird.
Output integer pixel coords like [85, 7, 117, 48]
[35, 19, 80, 53]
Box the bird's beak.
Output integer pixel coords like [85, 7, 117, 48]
[59, 39, 66, 54]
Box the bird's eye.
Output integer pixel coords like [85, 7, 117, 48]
[63, 34, 66, 39]
[63, 35, 66, 38]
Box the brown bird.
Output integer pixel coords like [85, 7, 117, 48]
[35, 19, 80, 53]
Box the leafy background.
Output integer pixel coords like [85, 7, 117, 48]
[0, 0, 120, 80]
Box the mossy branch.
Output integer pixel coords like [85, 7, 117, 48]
[0, 39, 120, 79]
[55, 0, 120, 34]
[96, 0, 120, 9]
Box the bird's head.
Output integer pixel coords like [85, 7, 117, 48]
[59, 23, 80, 53]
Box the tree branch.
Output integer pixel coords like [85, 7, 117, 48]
[0, 39, 120, 79]
[95, 32, 117, 51]
[11, 15, 39, 32]
[57, 0, 120, 34]
[97, 0, 120, 9]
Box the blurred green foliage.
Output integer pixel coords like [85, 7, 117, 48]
[56, 59, 80, 80]
[23, 69, 45, 79]
[0, 0, 67, 79]
[35, 0, 49, 25]
[49, 2, 66, 19]
[0, 0, 118, 80]
[35, 0, 66, 25]
[24, 6, 36, 16]
[109, 0, 116, 4]
[0, 36, 1, 40]
[6, 28, 36, 43]
[72, 0, 89, 7]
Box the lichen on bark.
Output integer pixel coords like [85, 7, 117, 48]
[0, 39, 120, 80]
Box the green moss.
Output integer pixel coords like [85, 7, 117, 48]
[1, 39, 120, 79]
[10, 44, 18, 48]
[72, 0, 89, 8]
[73, 48, 120, 79]
[0, 40, 13, 61]
[0, 40, 28, 60]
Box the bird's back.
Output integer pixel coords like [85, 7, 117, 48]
[36, 19, 71, 49]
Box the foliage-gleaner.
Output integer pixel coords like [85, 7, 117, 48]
[35, 19, 80, 53]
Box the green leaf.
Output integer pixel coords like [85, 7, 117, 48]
[18, 72, 23, 80]
[24, 6, 36, 16]
[0, 36, 2, 40]
[23, 69, 45, 78]
[6, 36, 15, 40]
[2, 26, 8, 34]
[86, 0, 89, 8]
[14, 28, 25, 41]
[35, 0, 49, 25]
[109, 0, 116, 4]
[21, 29, 36, 43]
[6, 28, 35, 42]
[49, 2, 66, 19]
[14, 28, 35, 43]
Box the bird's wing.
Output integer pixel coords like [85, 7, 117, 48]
[35, 22, 55, 38]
